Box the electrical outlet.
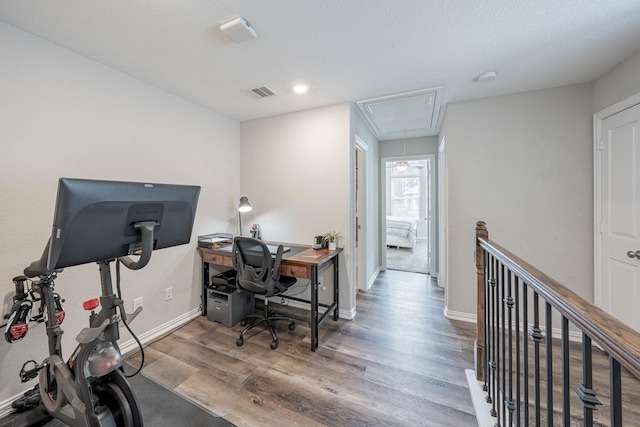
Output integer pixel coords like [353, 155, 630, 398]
[165, 287, 173, 301]
[133, 297, 143, 311]
[319, 277, 327, 291]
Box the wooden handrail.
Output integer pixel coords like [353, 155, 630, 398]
[475, 221, 640, 381]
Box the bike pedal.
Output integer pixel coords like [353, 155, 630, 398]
[54, 293, 65, 324]
[11, 386, 41, 410]
[55, 310, 66, 324]
[7, 323, 29, 342]
[4, 300, 32, 343]
[19, 360, 42, 383]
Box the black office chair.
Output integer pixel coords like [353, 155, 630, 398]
[232, 236, 297, 350]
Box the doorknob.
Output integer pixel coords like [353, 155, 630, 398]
[627, 250, 640, 259]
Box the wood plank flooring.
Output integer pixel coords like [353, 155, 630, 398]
[126, 270, 478, 426]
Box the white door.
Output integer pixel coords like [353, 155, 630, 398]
[599, 103, 640, 331]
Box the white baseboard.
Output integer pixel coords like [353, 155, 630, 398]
[120, 308, 201, 355]
[281, 298, 355, 321]
[444, 308, 477, 323]
[340, 307, 356, 320]
[366, 267, 381, 291]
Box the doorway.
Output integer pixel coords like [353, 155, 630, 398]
[595, 98, 640, 332]
[382, 155, 435, 274]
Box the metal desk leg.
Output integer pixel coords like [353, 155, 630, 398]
[202, 261, 209, 316]
[333, 255, 339, 321]
[310, 266, 319, 352]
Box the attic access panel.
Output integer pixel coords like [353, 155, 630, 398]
[357, 87, 444, 140]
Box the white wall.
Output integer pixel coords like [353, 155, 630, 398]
[593, 47, 640, 113]
[240, 104, 354, 315]
[379, 136, 439, 157]
[351, 105, 380, 291]
[0, 23, 240, 403]
[443, 84, 593, 318]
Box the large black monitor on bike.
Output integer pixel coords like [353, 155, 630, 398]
[46, 178, 201, 271]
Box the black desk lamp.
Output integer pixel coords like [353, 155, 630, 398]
[237, 196, 252, 236]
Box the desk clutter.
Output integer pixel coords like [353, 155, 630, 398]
[206, 270, 254, 327]
[198, 233, 233, 248]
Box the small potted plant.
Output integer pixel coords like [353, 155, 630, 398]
[322, 230, 342, 250]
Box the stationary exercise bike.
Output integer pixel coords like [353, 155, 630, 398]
[2, 177, 201, 427]
[4, 227, 153, 427]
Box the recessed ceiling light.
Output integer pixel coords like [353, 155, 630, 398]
[477, 71, 497, 82]
[293, 84, 308, 94]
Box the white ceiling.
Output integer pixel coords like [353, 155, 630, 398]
[2, 0, 640, 140]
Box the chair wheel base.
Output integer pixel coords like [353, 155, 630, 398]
[288, 322, 296, 331]
[270, 340, 278, 350]
[236, 337, 244, 346]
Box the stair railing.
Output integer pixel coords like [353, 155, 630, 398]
[475, 221, 640, 427]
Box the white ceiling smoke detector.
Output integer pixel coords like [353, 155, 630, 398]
[476, 71, 497, 82]
[220, 17, 257, 43]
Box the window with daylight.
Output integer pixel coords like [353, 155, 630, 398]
[390, 168, 420, 218]
[386, 161, 427, 219]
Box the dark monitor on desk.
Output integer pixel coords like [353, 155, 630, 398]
[46, 178, 201, 270]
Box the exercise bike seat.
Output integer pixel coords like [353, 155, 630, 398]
[24, 240, 61, 278]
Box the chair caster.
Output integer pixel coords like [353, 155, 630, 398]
[240, 320, 247, 327]
[288, 322, 296, 331]
[270, 340, 278, 350]
[236, 337, 244, 346]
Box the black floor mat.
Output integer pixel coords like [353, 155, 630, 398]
[1, 369, 234, 427]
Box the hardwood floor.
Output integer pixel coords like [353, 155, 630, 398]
[126, 270, 478, 426]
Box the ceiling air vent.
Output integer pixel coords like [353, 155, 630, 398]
[243, 85, 278, 100]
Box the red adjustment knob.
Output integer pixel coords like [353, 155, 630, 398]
[83, 298, 100, 311]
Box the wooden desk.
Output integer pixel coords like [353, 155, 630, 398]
[198, 243, 341, 351]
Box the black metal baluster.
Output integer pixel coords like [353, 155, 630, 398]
[561, 316, 570, 427]
[545, 302, 553, 427]
[488, 255, 496, 417]
[493, 256, 501, 424]
[523, 283, 529, 426]
[530, 291, 543, 427]
[498, 263, 505, 427]
[484, 251, 490, 394]
[504, 269, 515, 426]
[575, 334, 601, 427]
[515, 277, 522, 427]
[610, 356, 622, 427]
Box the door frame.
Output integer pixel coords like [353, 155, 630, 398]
[437, 136, 446, 286]
[593, 91, 640, 307]
[380, 153, 436, 274]
[354, 135, 368, 293]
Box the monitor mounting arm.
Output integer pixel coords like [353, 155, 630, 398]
[118, 221, 158, 271]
